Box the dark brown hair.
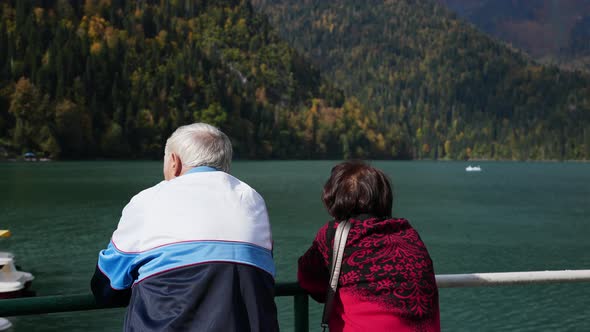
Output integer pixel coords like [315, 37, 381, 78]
[322, 161, 393, 220]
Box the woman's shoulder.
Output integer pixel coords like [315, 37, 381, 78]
[353, 217, 428, 246]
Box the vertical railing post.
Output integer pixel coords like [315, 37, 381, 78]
[293, 293, 309, 332]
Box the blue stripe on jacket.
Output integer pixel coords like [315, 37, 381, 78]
[97, 240, 275, 289]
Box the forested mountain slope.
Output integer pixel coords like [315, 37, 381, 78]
[0, 0, 367, 159]
[253, 0, 590, 160]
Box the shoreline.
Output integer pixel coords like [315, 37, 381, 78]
[1, 157, 589, 163]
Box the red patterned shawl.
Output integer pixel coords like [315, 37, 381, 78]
[298, 217, 440, 331]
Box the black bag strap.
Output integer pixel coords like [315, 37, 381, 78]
[321, 219, 352, 331]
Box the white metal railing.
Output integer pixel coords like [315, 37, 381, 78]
[436, 270, 590, 288]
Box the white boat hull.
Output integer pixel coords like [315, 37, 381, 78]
[0, 252, 35, 299]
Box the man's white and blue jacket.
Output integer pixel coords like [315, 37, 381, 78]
[91, 167, 279, 331]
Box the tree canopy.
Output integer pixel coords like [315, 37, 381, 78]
[1, 0, 366, 159]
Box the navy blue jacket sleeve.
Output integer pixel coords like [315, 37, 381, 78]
[91, 265, 131, 306]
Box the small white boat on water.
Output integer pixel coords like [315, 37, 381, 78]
[465, 165, 482, 172]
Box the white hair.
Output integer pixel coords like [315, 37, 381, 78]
[164, 123, 233, 172]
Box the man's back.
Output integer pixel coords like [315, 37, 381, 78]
[92, 169, 279, 331]
[125, 262, 276, 331]
[112, 171, 273, 255]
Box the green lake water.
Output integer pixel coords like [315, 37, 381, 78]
[1, 161, 589, 331]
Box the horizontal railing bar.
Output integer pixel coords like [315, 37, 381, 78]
[0, 294, 118, 316]
[275, 282, 304, 296]
[0, 284, 304, 317]
[1, 270, 590, 316]
[436, 269, 590, 288]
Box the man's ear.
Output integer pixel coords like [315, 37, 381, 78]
[171, 153, 183, 177]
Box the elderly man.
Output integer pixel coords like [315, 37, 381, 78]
[91, 123, 279, 331]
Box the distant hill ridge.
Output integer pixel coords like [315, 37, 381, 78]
[439, 0, 590, 71]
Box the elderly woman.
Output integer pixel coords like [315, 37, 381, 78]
[298, 161, 440, 332]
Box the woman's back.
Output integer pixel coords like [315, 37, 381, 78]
[298, 216, 440, 332]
